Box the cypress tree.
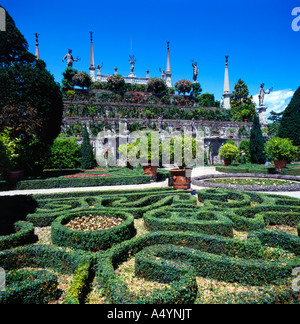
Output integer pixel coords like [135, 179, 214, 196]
[249, 115, 266, 164]
[81, 127, 96, 169]
[277, 87, 300, 146]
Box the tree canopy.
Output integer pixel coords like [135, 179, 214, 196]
[277, 87, 300, 146]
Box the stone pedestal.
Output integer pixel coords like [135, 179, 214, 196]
[257, 105, 268, 127]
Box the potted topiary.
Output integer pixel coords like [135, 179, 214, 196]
[219, 143, 239, 166]
[264, 137, 298, 172]
[167, 135, 197, 190]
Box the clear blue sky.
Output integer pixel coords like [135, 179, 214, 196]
[2, 0, 299, 113]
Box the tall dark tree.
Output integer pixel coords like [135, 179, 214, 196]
[277, 87, 300, 146]
[249, 115, 266, 164]
[81, 127, 96, 169]
[0, 7, 63, 173]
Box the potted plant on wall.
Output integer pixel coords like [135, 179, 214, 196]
[264, 137, 298, 172]
[219, 143, 239, 166]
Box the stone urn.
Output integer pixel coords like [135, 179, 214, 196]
[169, 168, 192, 190]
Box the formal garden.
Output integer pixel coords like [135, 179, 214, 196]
[1, 7, 300, 305]
[1, 188, 300, 304]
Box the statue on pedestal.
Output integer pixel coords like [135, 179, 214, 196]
[192, 62, 199, 83]
[62, 49, 80, 68]
[258, 83, 273, 107]
[159, 68, 166, 80]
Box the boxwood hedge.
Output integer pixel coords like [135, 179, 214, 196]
[51, 210, 136, 252]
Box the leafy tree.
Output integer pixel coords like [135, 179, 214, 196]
[43, 138, 81, 169]
[277, 87, 300, 146]
[175, 79, 192, 95]
[0, 6, 35, 67]
[191, 82, 202, 97]
[81, 127, 96, 169]
[147, 78, 167, 94]
[249, 115, 266, 164]
[62, 67, 77, 92]
[230, 79, 254, 108]
[238, 140, 251, 164]
[0, 7, 64, 174]
[230, 79, 255, 122]
[198, 93, 219, 107]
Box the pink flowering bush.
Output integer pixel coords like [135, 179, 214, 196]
[72, 72, 92, 89]
[106, 75, 125, 91]
[175, 79, 192, 95]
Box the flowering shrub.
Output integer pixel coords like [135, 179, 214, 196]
[175, 79, 192, 95]
[72, 72, 92, 89]
[106, 75, 125, 91]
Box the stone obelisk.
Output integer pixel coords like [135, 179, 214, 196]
[222, 56, 231, 109]
[89, 31, 96, 82]
[34, 33, 40, 60]
[166, 41, 172, 88]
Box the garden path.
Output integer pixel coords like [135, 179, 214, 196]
[0, 167, 299, 199]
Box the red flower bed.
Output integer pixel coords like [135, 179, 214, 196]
[83, 169, 109, 172]
[64, 174, 110, 178]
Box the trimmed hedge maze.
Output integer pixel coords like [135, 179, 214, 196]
[0, 188, 300, 304]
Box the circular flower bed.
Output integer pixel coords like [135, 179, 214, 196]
[192, 173, 300, 191]
[51, 210, 136, 251]
[65, 215, 124, 232]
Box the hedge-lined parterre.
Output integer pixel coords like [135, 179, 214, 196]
[144, 206, 234, 237]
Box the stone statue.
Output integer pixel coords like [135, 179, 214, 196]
[159, 68, 166, 80]
[192, 62, 199, 83]
[62, 49, 79, 67]
[258, 83, 273, 107]
[129, 55, 136, 75]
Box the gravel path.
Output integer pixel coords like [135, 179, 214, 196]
[0, 167, 299, 199]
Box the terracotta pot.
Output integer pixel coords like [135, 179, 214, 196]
[170, 168, 192, 190]
[274, 160, 287, 172]
[224, 158, 231, 166]
[143, 164, 158, 182]
[6, 170, 24, 185]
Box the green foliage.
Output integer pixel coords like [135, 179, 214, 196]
[277, 87, 300, 146]
[198, 93, 218, 107]
[249, 115, 266, 164]
[0, 269, 59, 304]
[72, 71, 92, 89]
[43, 138, 81, 169]
[62, 67, 77, 92]
[147, 78, 168, 94]
[264, 137, 298, 162]
[0, 7, 35, 68]
[230, 79, 254, 109]
[81, 127, 96, 169]
[231, 104, 256, 122]
[106, 74, 126, 91]
[219, 143, 239, 161]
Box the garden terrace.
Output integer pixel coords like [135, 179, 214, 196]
[0, 188, 300, 304]
[192, 173, 300, 191]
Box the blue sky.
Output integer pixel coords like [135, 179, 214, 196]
[1, 0, 299, 114]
